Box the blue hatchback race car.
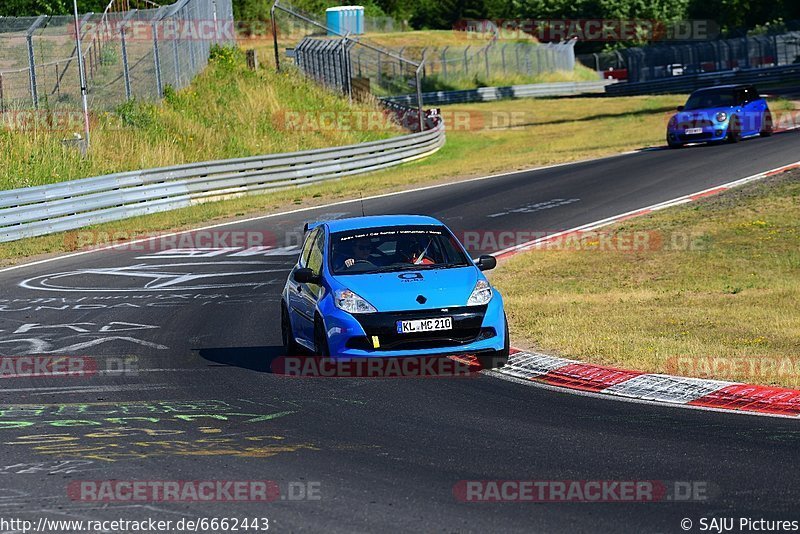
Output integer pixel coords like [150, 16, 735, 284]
[666, 84, 773, 148]
[281, 215, 509, 368]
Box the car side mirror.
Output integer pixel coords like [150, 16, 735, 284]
[475, 255, 497, 271]
[293, 267, 320, 284]
[676, 106, 684, 111]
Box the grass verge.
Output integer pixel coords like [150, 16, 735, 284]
[491, 170, 800, 388]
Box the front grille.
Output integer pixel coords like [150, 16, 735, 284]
[677, 120, 713, 130]
[349, 306, 489, 351]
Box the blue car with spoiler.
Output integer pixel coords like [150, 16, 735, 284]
[666, 84, 773, 148]
[281, 215, 509, 368]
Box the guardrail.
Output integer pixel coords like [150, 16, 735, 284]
[383, 80, 614, 106]
[0, 120, 445, 243]
[605, 64, 800, 96]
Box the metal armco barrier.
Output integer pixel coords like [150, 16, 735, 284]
[606, 64, 800, 96]
[384, 80, 614, 106]
[0, 120, 444, 243]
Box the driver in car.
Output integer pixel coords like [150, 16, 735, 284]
[341, 238, 374, 269]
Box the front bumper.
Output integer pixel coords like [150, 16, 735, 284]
[320, 293, 507, 358]
[667, 123, 729, 144]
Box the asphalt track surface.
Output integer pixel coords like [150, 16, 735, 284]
[1, 132, 800, 533]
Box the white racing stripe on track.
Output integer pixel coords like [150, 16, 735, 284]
[603, 374, 737, 405]
[499, 352, 575, 379]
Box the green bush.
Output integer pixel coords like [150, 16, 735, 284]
[115, 99, 156, 129]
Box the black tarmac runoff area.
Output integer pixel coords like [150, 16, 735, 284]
[1, 131, 799, 533]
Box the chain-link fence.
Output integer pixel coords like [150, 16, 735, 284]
[272, 1, 426, 130]
[0, 0, 234, 112]
[272, 0, 576, 104]
[579, 32, 800, 82]
[382, 41, 576, 81]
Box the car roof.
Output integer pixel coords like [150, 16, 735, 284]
[692, 84, 752, 93]
[322, 214, 444, 233]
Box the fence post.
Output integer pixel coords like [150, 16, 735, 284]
[441, 46, 449, 79]
[270, 2, 280, 71]
[120, 9, 137, 101]
[339, 35, 352, 100]
[93, 36, 100, 73]
[501, 44, 507, 74]
[0, 73, 4, 110]
[26, 16, 47, 109]
[72, 0, 90, 152]
[152, 7, 166, 98]
[54, 63, 60, 97]
[415, 60, 424, 132]
[344, 40, 354, 102]
[172, 21, 182, 87]
[188, 16, 197, 72]
[397, 47, 405, 80]
[463, 46, 470, 74]
[515, 44, 520, 72]
[742, 37, 750, 69]
[772, 35, 778, 66]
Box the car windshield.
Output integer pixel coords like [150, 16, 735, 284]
[683, 90, 737, 110]
[329, 225, 471, 275]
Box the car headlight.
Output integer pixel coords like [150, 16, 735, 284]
[467, 279, 493, 306]
[715, 112, 728, 122]
[334, 289, 377, 314]
[668, 116, 677, 128]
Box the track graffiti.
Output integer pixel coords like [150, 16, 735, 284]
[0, 400, 308, 462]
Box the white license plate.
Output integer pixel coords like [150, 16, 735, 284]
[684, 127, 703, 135]
[397, 317, 453, 334]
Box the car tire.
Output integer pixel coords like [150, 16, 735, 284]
[314, 315, 330, 357]
[667, 140, 683, 149]
[281, 303, 300, 355]
[726, 117, 741, 143]
[478, 316, 510, 370]
[760, 111, 773, 137]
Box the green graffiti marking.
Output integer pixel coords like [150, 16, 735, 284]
[0, 400, 306, 462]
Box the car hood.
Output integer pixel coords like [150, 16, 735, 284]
[331, 266, 481, 312]
[675, 106, 736, 123]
